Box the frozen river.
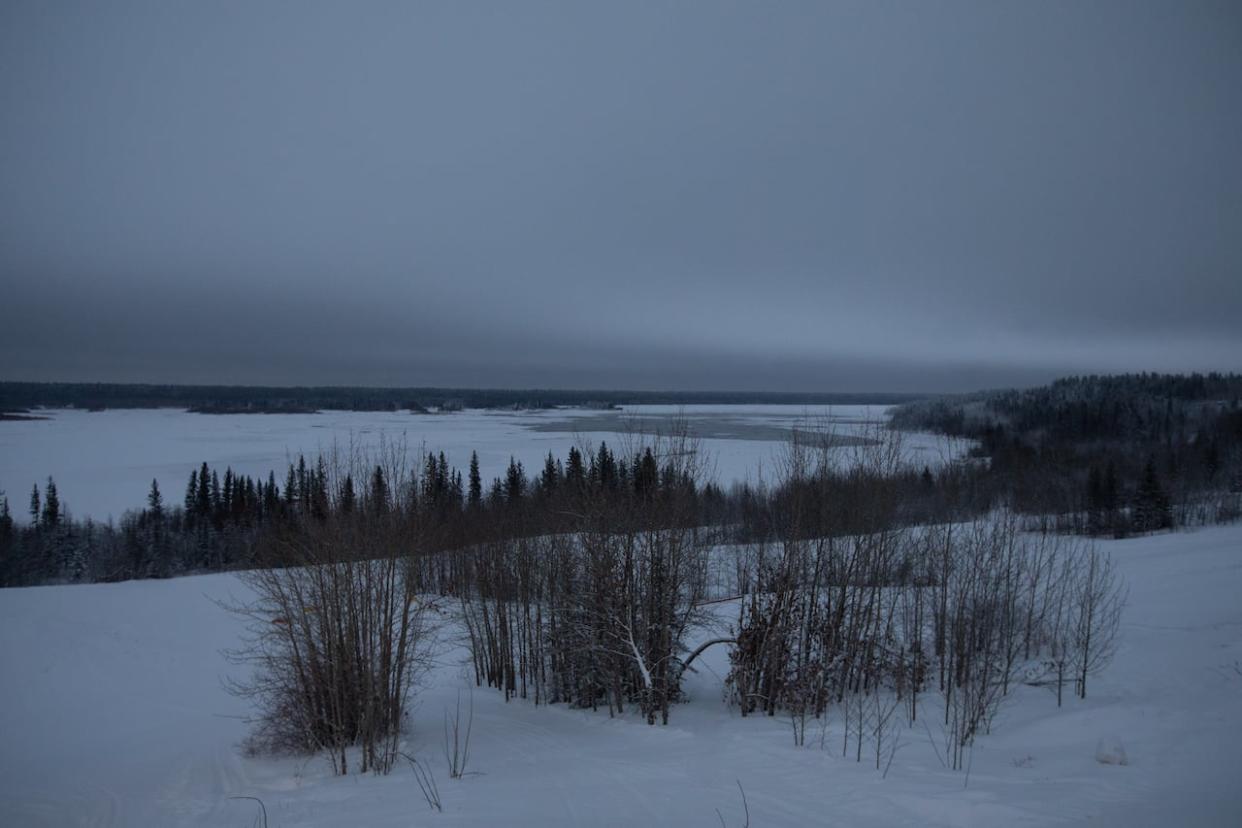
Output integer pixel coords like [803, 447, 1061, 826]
[0, 404, 957, 522]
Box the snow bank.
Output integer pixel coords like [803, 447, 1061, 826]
[2, 525, 1239, 826]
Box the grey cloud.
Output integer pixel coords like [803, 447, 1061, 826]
[2, 1, 1239, 391]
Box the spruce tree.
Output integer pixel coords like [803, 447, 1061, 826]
[635, 447, 658, 499]
[370, 466, 389, 514]
[41, 477, 60, 527]
[185, 471, 198, 514]
[0, 495, 13, 543]
[284, 465, 298, 509]
[196, 462, 212, 516]
[210, 470, 221, 518]
[222, 469, 234, 515]
[468, 451, 482, 507]
[297, 456, 309, 512]
[148, 479, 164, 518]
[1203, 437, 1220, 481]
[1103, 462, 1118, 514]
[266, 471, 280, 516]
[311, 458, 329, 520]
[505, 457, 526, 503]
[423, 453, 441, 506]
[340, 474, 356, 515]
[452, 470, 464, 507]
[1086, 466, 1103, 533]
[1135, 457, 1171, 532]
[596, 442, 616, 491]
[29, 484, 40, 525]
[541, 452, 559, 497]
[566, 446, 585, 490]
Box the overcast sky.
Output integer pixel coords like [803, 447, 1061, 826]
[1, 1, 1239, 393]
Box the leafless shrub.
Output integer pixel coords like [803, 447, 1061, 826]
[401, 752, 443, 812]
[715, 779, 750, 828]
[223, 446, 437, 775]
[1072, 548, 1126, 699]
[458, 425, 721, 725]
[726, 424, 1128, 772]
[444, 690, 474, 779]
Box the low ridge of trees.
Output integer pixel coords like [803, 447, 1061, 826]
[0, 380, 919, 414]
[890, 372, 1242, 535]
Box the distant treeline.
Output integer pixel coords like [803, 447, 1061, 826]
[889, 372, 1242, 535]
[0, 381, 922, 414]
[0, 429, 979, 587]
[5, 372, 1242, 589]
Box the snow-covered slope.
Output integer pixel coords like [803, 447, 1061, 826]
[2, 525, 1240, 826]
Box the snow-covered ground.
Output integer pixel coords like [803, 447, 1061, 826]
[0, 405, 959, 523]
[1, 525, 1239, 826]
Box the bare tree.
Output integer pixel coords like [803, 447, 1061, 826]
[223, 446, 436, 775]
[1071, 547, 1126, 699]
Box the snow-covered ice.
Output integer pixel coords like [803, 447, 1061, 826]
[1, 524, 1240, 826]
[0, 405, 958, 523]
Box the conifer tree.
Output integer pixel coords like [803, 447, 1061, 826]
[453, 469, 464, 506]
[340, 474, 356, 515]
[41, 477, 60, 527]
[1135, 456, 1171, 532]
[284, 465, 298, 509]
[635, 447, 659, 499]
[505, 457, 526, 503]
[423, 453, 441, 506]
[311, 458, 329, 520]
[0, 495, 13, 544]
[197, 463, 212, 516]
[210, 470, 221, 518]
[540, 452, 559, 497]
[185, 471, 198, 514]
[566, 446, 585, 490]
[266, 471, 280, 516]
[595, 442, 616, 491]
[1103, 461, 1118, 513]
[370, 465, 389, 514]
[1203, 437, 1220, 481]
[297, 456, 309, 512]
[1086, 466, 1103, 533]
[468, 451, 482, 507]
[147, 479, 163, 518]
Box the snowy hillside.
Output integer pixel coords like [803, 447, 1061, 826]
[2, 525, 1240, 826]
